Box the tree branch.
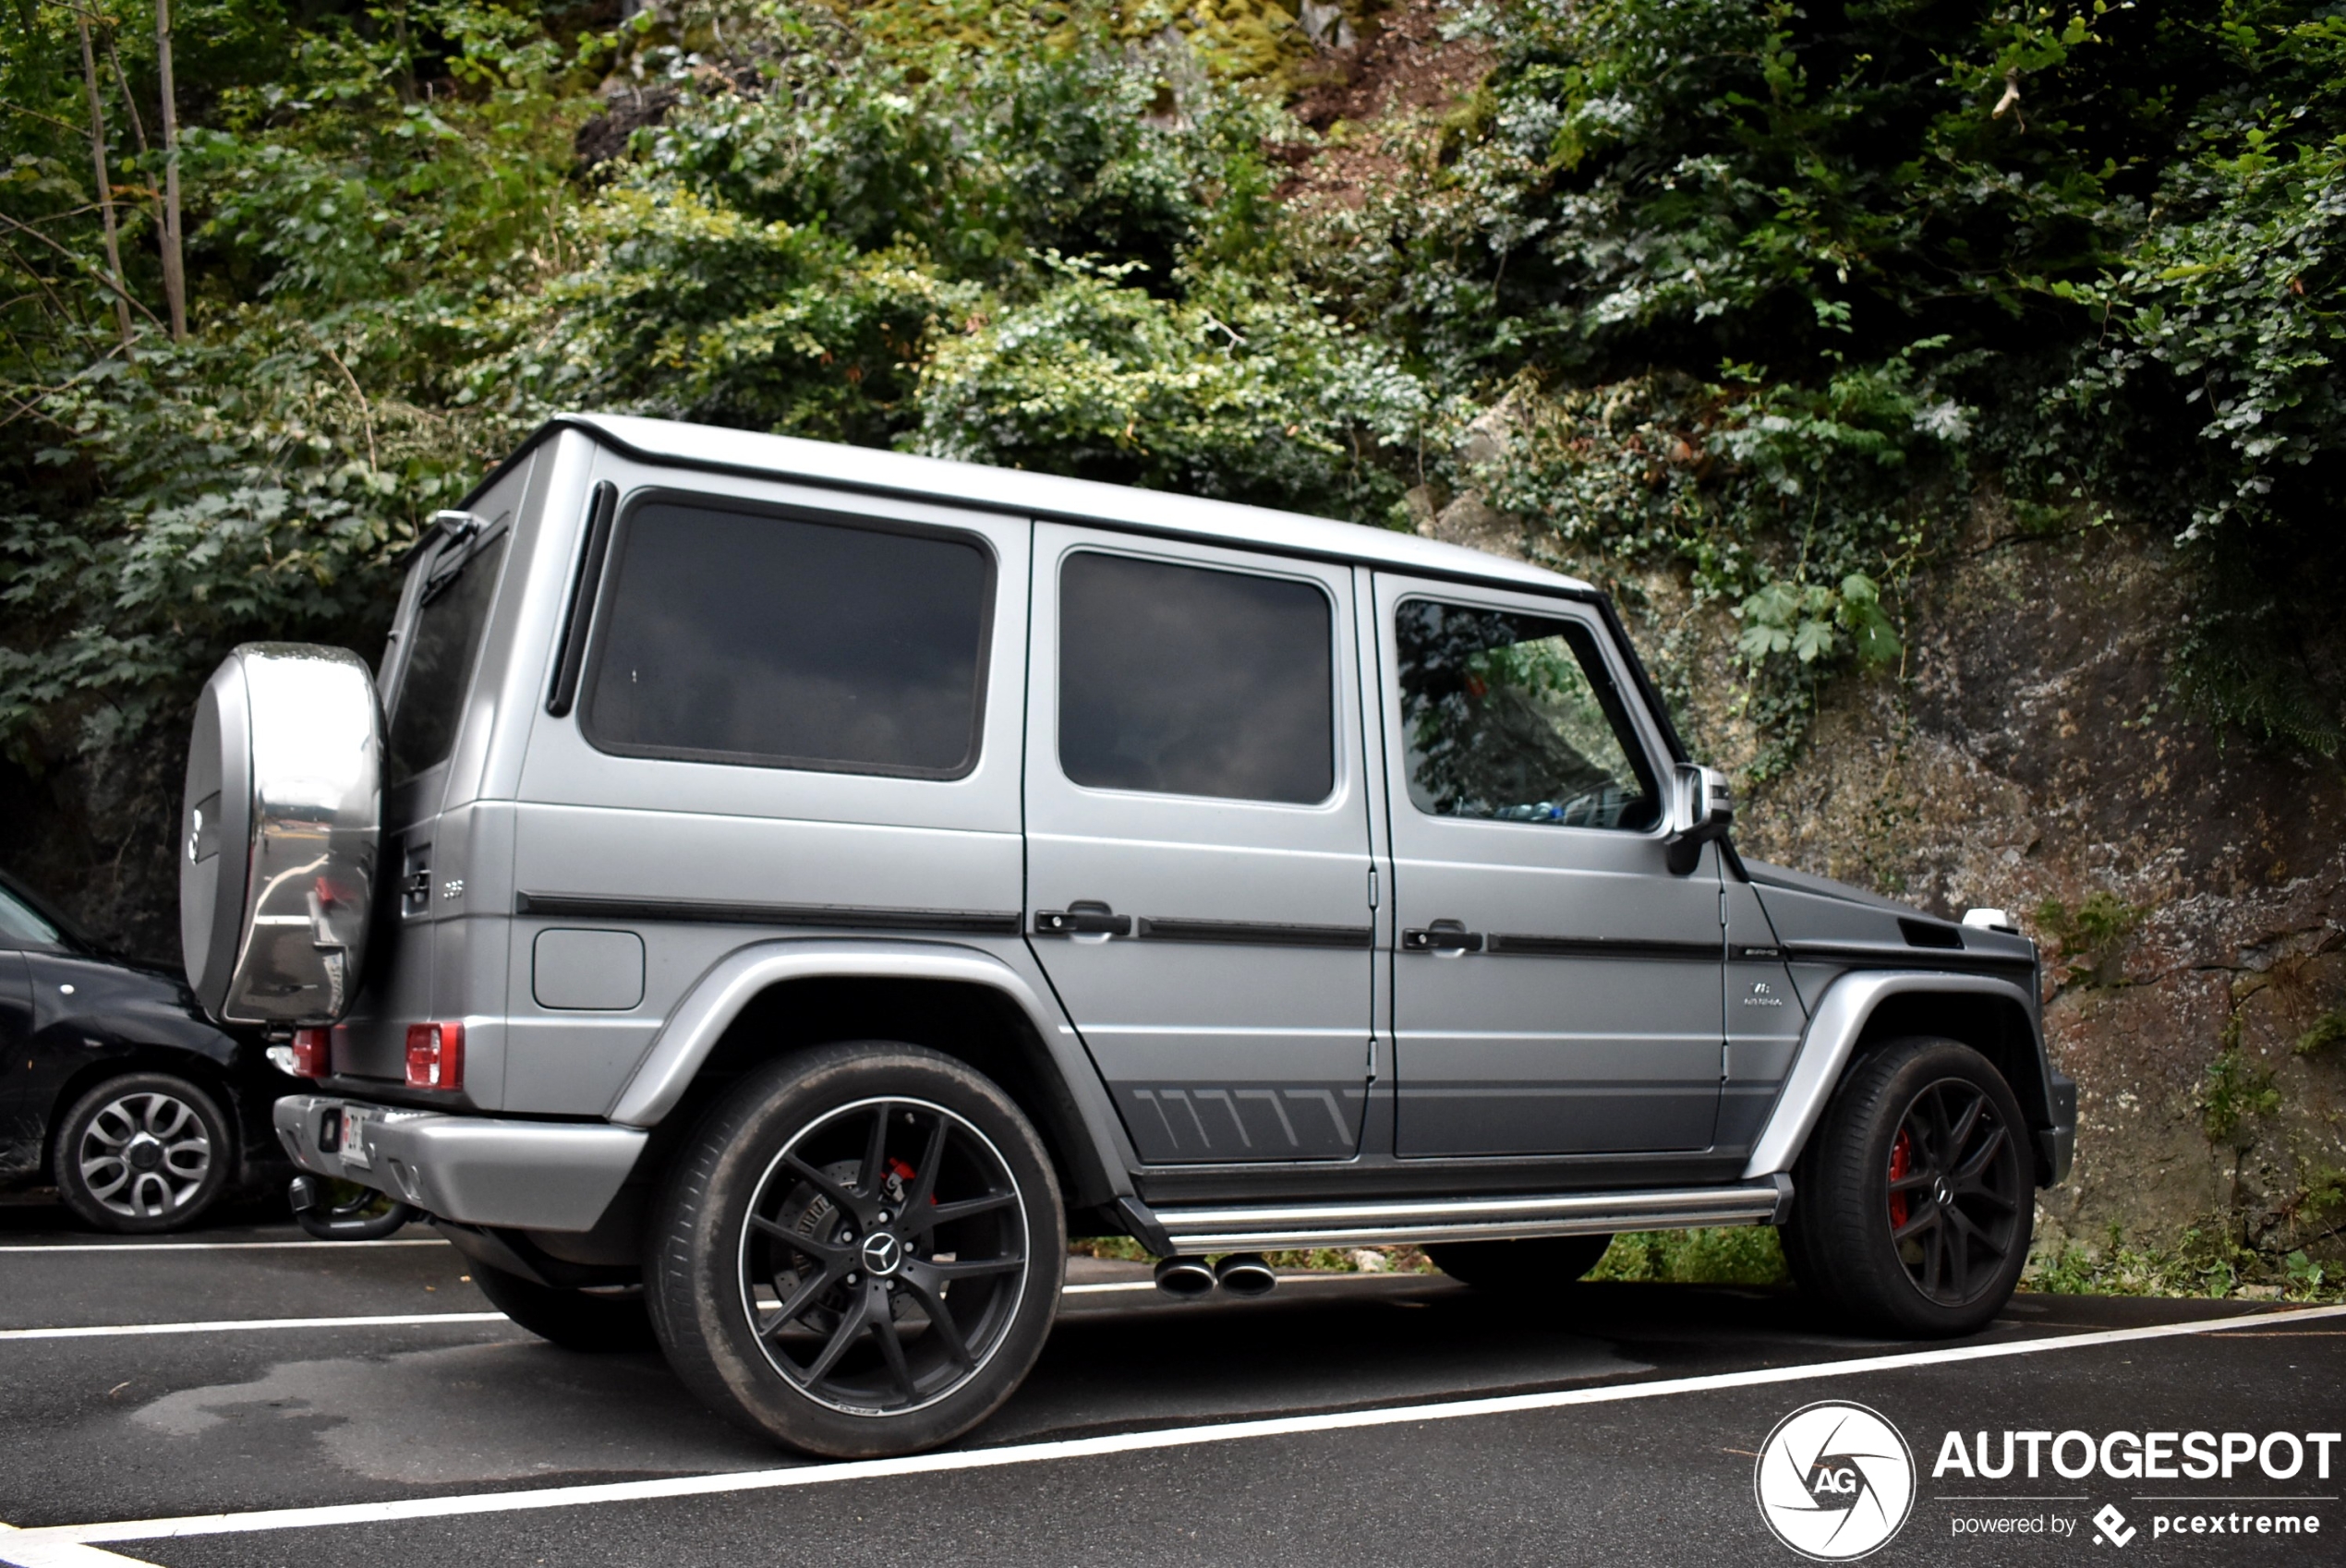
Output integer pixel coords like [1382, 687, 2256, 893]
[0, 210, 165, 329]
[76, 16, 136, 355]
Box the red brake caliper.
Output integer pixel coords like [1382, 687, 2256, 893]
[887, 1156, 934, 1203]
[1887, 1128, 1913, 1229]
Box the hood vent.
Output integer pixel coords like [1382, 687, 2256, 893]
[1898, 917, 1965, 950]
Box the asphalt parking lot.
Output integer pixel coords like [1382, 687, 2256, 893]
[0, 1201, 2339, 1568]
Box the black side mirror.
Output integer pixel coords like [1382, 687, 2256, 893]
[1665, 762, 1734, 875]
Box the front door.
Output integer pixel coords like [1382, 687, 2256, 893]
[1375, 577, 1725, 1156]
[1024, 528, 1376, 1163]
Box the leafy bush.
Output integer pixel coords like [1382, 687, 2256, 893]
[1587, 1225, 1789, 1286]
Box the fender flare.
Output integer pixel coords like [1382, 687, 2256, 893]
[603, 941, 1127, 1195]
[1740, 970, 2048, 1182]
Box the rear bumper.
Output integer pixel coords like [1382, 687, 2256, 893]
[272, 1093, 647, 1232]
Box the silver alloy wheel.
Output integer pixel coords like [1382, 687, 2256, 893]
[736, 1094, 1029, 1418]
[78, 1090, 214, 1220]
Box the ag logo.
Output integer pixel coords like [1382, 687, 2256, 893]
[1754, 1401, 1916, 1560]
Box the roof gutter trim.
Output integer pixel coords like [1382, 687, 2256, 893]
[466, 416, 1603, 606]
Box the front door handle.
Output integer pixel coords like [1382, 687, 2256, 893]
[1401, 920, 1483, 954]
[1034, 901, 1133, 937]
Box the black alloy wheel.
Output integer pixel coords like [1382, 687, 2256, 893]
[647, 1043, 1063, 1457]
[1883, 1078, 2027, 1308]
[738, 1093, 1029, 1414]
[1782, 1036, 2033, 1336]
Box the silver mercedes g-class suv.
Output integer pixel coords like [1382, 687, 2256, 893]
[179, 414, 2075, 1458]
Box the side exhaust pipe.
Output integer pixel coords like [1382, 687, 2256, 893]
[1153, 1256, 1217, 1297]
[1214, 1253, 1276, 1298]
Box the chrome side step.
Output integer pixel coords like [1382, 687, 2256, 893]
[1149, 1180, 1789, 1253]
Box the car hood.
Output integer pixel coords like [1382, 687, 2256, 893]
[1737, 856, 2034, 968]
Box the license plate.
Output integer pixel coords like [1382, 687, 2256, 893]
[338, 1107, 372, 1170]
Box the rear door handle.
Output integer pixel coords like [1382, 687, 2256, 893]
[1034, 902, 1133, 937]
[1401, 921, 1482, 954]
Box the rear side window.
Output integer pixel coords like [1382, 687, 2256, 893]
[1395, 598, 1660, 830]
[386, 529, 509, 784]
[584, 500, 992, 778]
[1058, 551, 1334, 804]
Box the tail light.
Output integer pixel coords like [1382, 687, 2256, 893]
[289, 1028, 330, 1079]
[405, 1021, 465, 1091]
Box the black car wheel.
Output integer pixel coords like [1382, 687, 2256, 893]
[54, 1072, 233, 1234]
[647, 1043, 1063, 1457]
[1782, 1037, 2033, 1336]
[1426, 1233, 1614, 1292]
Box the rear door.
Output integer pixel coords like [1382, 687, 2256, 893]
[1023, 529, 1376, 1163]
[1374, 577, 1725, 1156]
[505, 469, 1030, 1116]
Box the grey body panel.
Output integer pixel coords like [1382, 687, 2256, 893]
[1372, 574, 1725, 1158]
[532, 928, 646, 1011]
[1022, 526, 1376, 1163]
[334, 449, 547, 1093]
[496, 446, 1033, 1117]
[1740, 969, 2044, 1179]
[1720, 874, 1805, 1155]
[1736, 855, 2058, 1141]
[606, 937, 1119, 1164]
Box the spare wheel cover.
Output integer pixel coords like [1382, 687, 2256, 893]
[179, 644, 381, 1026]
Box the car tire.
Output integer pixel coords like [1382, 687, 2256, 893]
[646, 1042, 1064, 1458]
[473, 1263, 656, 1352]
[1425, 1234, 1614, 1292]
[54, 1072, 234, 1234]
[1782, 1036, 2034, 1337]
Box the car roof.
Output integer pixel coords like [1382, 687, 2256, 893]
[537, 413, 1595, 599]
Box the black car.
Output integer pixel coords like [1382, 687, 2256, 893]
[0, 869, 296, 1232]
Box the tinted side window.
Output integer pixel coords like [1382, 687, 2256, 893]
[585, 501, 991, 778]
[1058, 551, 1334, 805]
[1396, 599, 1659, 830]
[386, 531, 509, 784]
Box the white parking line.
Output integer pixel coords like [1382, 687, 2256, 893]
[0, 1313, 508, 1342]
[0, 1524, 151, 1567]
[6, 1301, 2336, 1556]
[0, 1240, 445, 1254]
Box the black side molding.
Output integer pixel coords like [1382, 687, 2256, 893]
[1484, 934, 1723, 961]
[515, 891, 1022, 936]
[1137, 918, 1373, 949]
[1778, 940, 2036, 976]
